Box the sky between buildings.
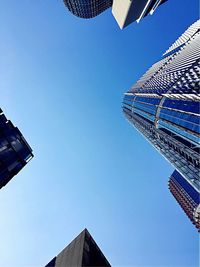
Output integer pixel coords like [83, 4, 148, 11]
[0, 1, 199, 267]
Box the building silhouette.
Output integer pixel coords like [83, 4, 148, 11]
[0, 108, 33, 189]
[63, 0, 168, 29]
[122, 20, 200, 230]
[45, 228, 111, 267]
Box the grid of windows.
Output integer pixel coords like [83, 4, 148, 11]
[128, 23, 200, 95]
[123, 94, 200, 135]
[159, 109, 200, 134]
[169, 170, 200, 231]
[123, 96, 200, 186]
[63, 0, 112, 19]
[124, 109, 200, 189]
[158, 120, 200, 145]
[122, 21, 200, 202]
[0, 109, 33, 189]
[162, 99, 200, 114]
[163, 20, 200, 56]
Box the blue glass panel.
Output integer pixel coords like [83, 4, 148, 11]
[163, 99, 200, 114]
[123, 101, 132, 107]
[159, 108, 200, 134]
[134, 109, 154, 122]
[171, 170, 200, 204]
[158, 120, 200, 145]
[133, 102, 157, 115]
[135, 96, 160, 105]
[124, 95, 135, 101]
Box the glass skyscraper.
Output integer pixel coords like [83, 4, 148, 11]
[122, 20, 200, 230]
[169, 170, 199, 230]
[0, 108, 33, 189]
[62, 0, 168, 29]
[45, 228, 111, 267]
[63, 0, 113, 19]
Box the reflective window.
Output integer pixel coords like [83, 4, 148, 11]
[135, 96, 160, 105]
[159, 109, 200, 134]
[133, 102, 157, 115]
[163, 99, 200, 114]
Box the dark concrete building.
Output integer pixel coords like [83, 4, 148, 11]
[45, 229, 111, 267]
[0, 108, 33, 189]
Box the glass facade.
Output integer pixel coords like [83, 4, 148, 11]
[122, 20, 200, 230]
[169, 170, 200, 231]
[63, 0, 167, 27]
[63, 0, 112, 19]
[0, 109, 33, 189]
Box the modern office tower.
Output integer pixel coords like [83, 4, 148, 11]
[62, 0, 168, 29]
[63, 0, 113, 19]
[45, 228, 111, 267]
[112, 0, 168, 29]
[169, 170, 200, 231]
[0, 109, 33, 189]
[122, 20, 200, 229]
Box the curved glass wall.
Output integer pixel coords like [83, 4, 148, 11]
[122, 20, 200, 231]
[63, 0, 112, 18]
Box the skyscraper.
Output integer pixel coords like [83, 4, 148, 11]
[45, 228, 111, 267]
[0, 109, 33, 189]
[169, 170, 199, 231]
[122, 20, 200, 229]
[62, 0, 168, 29]
[112, 0, 168, 29]
[63, 0, 113, 19]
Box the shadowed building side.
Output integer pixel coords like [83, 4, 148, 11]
[45, 228, 111, 267]
[0, 108, 33, 189]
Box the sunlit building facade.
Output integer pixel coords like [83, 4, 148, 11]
[112, 0, 168, 29]
[63, 0, 168, 29]
[122, 20, 200, 229]
[45, 228, 111, 267]
[0, 109, 33, 189]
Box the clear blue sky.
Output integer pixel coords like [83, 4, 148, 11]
[0, 1, 199, 266]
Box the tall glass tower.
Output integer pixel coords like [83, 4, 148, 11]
[169, 170, 200, 230]
[63, 0, 113, 19]
[122, 20, 200, 230]
[62, 0, 168, 29]
[0, 109, 33, 189]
